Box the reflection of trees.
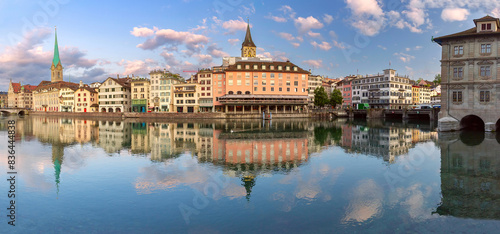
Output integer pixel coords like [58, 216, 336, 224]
[313, 125, 342, 146]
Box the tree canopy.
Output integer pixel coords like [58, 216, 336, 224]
[433, 74, 441, 85]
[314, 87, 329, 107]
[329, 89, 343, 108]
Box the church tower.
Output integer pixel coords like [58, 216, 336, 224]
[241, 20, 256, 57]
[51, 27, 63, 82]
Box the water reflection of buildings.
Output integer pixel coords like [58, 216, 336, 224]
[99, 120, 131, 153]
[436, 133, 500, 219]
[340, 121, 435, 163]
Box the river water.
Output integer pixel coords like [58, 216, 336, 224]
[0, 116, 499, 233]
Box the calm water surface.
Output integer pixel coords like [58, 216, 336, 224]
[0, 116, 499, 233]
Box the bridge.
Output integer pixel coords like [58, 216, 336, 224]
[332, 108, 439, 120]
[0, 108, 29, 116]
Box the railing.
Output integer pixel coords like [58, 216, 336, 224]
[219, 99, 308, 104]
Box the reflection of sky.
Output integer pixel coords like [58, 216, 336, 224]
[2, 118, 500, 232]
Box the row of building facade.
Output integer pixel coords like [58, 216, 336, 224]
[4, 22, 441, 113]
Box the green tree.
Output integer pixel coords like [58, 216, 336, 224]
[416, 78, 423, 84]
[314, 86, 329, 107]
[329, 89, 343, 108]
[433, 74, 441, 85]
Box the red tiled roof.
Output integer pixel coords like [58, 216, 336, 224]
[34, 80, 79, 92]
[11, 82, 21, 93]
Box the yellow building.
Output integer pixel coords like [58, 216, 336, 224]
[33, 81, 79, 112]
[412, 85, 420, 105]
[74, 86, 99, 112]
[173, 83, 199, 113]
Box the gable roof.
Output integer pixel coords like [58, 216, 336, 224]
[34, 81, 79, 92]
[102, 77, 132, 88]
[434, 16, 500, 45]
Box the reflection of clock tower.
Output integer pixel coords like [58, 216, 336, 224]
[241, 20, 256, 57]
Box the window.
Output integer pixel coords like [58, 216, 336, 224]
[481, 23, 492, 31]
[452, 91, 462, 102]
[270, 80, 275, 86]
[480, 91, 490, 103]
[262, 73, 266, 78]
[286, 81, 291, 86]
[253, 65, 258, 69]
[228, 80, 233, 85]
[294, 81, 298, 86]
[245, 72, 250, 78]
[454, 46, 463, 55]
[237, 80, 242, 85]
[237, 64, 241, 69]
[480, 66, 491, 76]
[262, 80, 266, 85]
[254, 80, 258, 85]
[262, 87, 266, 91]
[481, 44, 491, 54]
[287, 88, 290, 92]
[271, 87, 274, 91]
[279, 88, 282, 91]
[453, 67, 463, 78]
[254, 87, 257, 91]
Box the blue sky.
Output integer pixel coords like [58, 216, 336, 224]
[1, 0, 498, 91]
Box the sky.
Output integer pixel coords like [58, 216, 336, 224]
[1, 0, 499, 91]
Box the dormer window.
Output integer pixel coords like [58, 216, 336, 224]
[237, 64, 241, 69]
[253, 65, 258, 70]
[245, 64, 250, 69]
[481, 23, 492, 31]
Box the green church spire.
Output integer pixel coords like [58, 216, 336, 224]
[53, 26, 61, 67]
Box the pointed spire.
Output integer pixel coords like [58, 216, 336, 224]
[242, 20, 256, 47]
[53, 26, 61, 67]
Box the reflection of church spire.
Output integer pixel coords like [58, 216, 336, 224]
[52, 145, 64, 197]
[242, 175, 256, 201]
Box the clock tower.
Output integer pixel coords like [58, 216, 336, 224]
[241, 20, 256, 57]
[51, 27, 63, 82]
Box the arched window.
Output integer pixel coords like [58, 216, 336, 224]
[245, 91, 251, 95]
[237, 91, 242, 95]
[228, 91, 234, 95]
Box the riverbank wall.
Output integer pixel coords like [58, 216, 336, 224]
[29, 111, 317, 119]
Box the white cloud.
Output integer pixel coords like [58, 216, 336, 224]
[222, 19, 248, 34]
[307, 31, 321, 38]
[291, 42, 300, 48]
[294, 16, 324, 34]
[394, 52, 415, 63]
[311, 41, 332, 51]
[130, 27, 155, 37]
[377, 45, 387, 50]
[270, 16, 287, 22]
[207, 44, 230, 58]
[441, 8, 470, 22]
[279, 32, 295, 41]
[345, 0, 385, 36]
[303, 59, 323, 68]
[135, 27, 209, 53]
[332, 41, 347, 50]
[228, 38, 240, 45]
[329, 30, 338, 39]
[323, 14, 334, 24]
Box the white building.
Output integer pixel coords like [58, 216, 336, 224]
[351, 69, 412, 109]
[59, 86, 76, 112]
[98, 76, 132, 113]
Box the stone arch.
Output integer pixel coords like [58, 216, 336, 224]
[228, 91, 234, 95]
[496, 119, 500, 131]
[101, 108, 106, 112]
[18, 110, 25, 116]
[460, 115, 485, 131]
[0, 111, 9, 116]
[108, 108, 114, 113]
[237, 91, 242, 95]
[115, 108, 121, 112]
[460, 131, 484, 146]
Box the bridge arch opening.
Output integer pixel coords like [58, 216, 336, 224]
[496, 119, 500, 132]
[460, 115, 484, 131]
[18, 110, 25, 116]
[0, 111, 9, 116]
[460, 131, 484, 146]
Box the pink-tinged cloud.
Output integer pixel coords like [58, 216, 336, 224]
[0, 27, 102, 87]
[130, 27, 156, 37]
[119, 59, 160, 77]
[136, 28, 209, 52]
[207, 44, 230, 58]
[279, 32, 295, 41]
[294, 16, 324, 34]
[228, 38, 240, 45]
[323, 14, 334, 24]
[271, 16, 287, 22]
[311, 41, 332, 51]
[222, 19, 248, 34]
[303, 59, 323, 68]
[441, 8, 469, 22]
[291, 42, 300, 48]
[307, 31, 321, 38]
